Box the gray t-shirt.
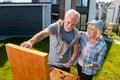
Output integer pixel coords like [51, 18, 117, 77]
[48, 23, 78, 67]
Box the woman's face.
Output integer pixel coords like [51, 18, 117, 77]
[87, 24, 97, 38]
[63, 16, 78, 32]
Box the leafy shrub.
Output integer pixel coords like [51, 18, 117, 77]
[103, 28, 116, 37]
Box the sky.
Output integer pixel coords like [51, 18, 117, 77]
[0, 0, 114, 3]
[96, 0, 114, 3]
[0, 0, 31, 2]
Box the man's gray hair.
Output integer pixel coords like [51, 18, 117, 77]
[65, 9, 80, 23]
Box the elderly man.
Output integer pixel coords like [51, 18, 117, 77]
[20, 9, 80, 72]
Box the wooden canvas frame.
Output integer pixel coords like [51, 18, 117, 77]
[5, 43, 50, 80]
[50, 68, 80, 80]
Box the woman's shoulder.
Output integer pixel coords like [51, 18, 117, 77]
[78, 31, 87, 37]
[99, 36, 107, 48]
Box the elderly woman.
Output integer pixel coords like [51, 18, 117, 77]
[77, 20, 107, 80]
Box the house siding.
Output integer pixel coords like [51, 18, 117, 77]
[51, 0, 96, 30]
[113, 0, 120, 23]
[0, 3, 51, 37]
[106, 7, 115, 23]
[106, 0, 120, 23]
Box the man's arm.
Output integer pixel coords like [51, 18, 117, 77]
[70, 44, 79, 64]
[63, 44, 79, 68]
[20, 28, 51, 48]
[29, 28, 51, 45]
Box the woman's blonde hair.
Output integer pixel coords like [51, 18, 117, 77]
[96, 26, 102, 39]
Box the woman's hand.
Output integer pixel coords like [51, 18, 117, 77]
[85, 62, 98, 68]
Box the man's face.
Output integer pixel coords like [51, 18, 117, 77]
[63, 16, 78, 32]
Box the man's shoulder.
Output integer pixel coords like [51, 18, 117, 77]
[53, 19, 63, 28]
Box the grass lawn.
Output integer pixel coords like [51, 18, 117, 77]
[111, 36, 120, 41]
[0, 37, 120, 80]
[93, 41, 120, 80]
[0, 37, 49, 80]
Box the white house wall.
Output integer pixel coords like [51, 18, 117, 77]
[65, 0, 71, 14]
[88, 0, 96, 21]
[42, 4, 51, 29]
[113, 0, 120, 23]
[106, 8, 115, 23]
[39, 0, 51, 2]
[35, 0, 51, 29]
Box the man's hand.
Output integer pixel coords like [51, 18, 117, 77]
[20, 40, 33, 48]
[62, 59, 73, 68]
[55, 59, 73, 68]
[85, 62, 98, 68]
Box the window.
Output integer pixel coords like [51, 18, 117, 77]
[81, 14, 87, 30]
[79, 14, 87, 31]
[76, 0, 81, 6]
[82, 0, 88, 7]
[52, 0, 59, 4]
[119, 18, 120, 24]
[77, 14, 87, 31]
[76, 0, 88, 7]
